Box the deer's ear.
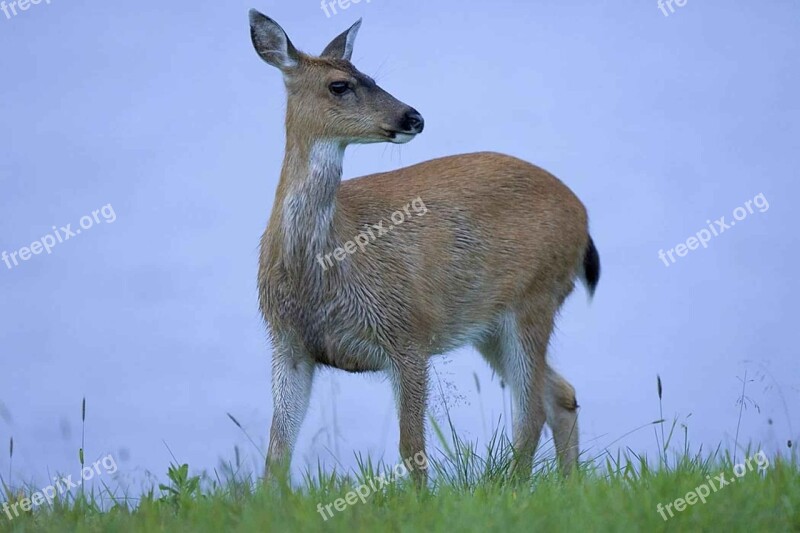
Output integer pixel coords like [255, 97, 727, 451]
[321, 19, 362, 61]
[249, 10, 299, 70]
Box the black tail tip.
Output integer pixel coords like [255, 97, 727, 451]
[583, 236, 600, 297]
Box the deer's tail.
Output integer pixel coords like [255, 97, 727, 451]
[580, 236, 600, 299]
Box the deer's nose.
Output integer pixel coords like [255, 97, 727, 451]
[402, 109, 425, 134]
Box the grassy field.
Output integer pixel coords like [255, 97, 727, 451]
[2, 382, 798, 532]
[1, 436, 798, 532]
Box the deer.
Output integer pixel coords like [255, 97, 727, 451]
[248, 9, 600, 487]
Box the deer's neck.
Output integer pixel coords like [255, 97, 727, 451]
[276, 136, 345, 260]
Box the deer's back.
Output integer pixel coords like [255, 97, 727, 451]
[339, 151, 588, 269]
[333, 152, 590, 352]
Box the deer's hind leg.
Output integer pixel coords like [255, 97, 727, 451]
[475, 310, 547, 477]
[476, 301, 579, 477]
[544, 367, 580, 474]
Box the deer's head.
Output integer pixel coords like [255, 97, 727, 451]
[249, 10, 424, 146]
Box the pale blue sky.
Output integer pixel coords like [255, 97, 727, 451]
[1, 0, 798, 490]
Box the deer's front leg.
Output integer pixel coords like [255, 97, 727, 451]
[265, 336, 315, 482]
[391, 359, 429, 488]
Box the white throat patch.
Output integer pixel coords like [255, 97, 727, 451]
[281, 141, 345, 257]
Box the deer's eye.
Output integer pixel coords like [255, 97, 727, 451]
[329, 81, 351, 96]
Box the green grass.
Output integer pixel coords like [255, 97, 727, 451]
[2, 379, 798, 532]
[1, 438, 798, 532]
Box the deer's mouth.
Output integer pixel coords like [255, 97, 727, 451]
[383, 130, 418, 144]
